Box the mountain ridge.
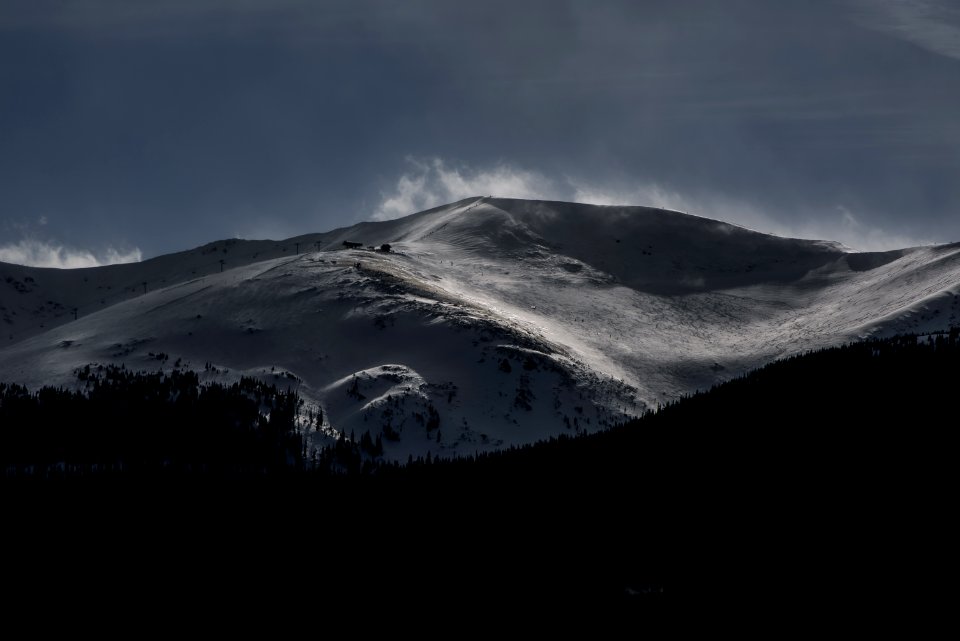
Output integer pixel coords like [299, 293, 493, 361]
[2, 198, 958, 459]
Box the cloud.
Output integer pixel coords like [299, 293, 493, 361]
[850, 0, 960, 61]
[0, 239, 142, 268]
[373, 157, 556, 220]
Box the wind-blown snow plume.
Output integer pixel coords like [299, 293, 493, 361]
[573, 182, 929, 251]
[374, 157, 555, 220]
[0, 239, 141, 268]
[376, 159, 929, 251]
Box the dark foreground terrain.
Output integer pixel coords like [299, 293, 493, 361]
[6, 330, 959, 605]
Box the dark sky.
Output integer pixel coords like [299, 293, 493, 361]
[2, 0, 959, 266]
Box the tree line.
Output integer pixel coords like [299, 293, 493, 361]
[1, 364, 303, 476]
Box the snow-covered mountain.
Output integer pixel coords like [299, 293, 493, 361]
[2, 197, 959, 459]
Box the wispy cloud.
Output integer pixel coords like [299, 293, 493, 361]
[373, 157, 556, 220]
[850, 0, 960, 61]
[0, 239, 142, 268]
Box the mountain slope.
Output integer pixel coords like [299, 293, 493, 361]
[2, 197, 959, 459]
[0, 233, 335, 344]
